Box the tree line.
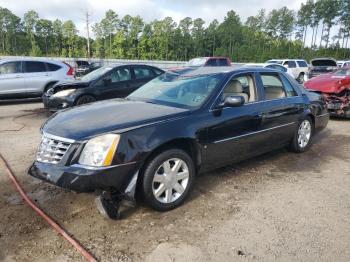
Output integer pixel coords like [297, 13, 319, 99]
[0, 0, 350, 62]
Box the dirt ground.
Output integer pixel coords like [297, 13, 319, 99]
[0, 100, 350, 262]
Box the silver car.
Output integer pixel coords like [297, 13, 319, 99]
[0, 59, 74, 98]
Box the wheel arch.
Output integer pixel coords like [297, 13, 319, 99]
[43, 81, 58, 92]
[74, 93, 97, 105]
[142, 138, 202, 171]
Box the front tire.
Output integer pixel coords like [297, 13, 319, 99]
[142, 149, 195, 211]
[290, 117, 313, 152]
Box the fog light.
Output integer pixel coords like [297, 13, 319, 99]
[62, 102, 68, 108]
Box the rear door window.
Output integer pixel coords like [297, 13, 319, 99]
[0, 62, 22, 74]
[288, 61, 297, 68]
[46, 63, 61, 71]
[260, 74, 286, 100]
[217, 59, 230, 66]
[153, 68, 164, 76]
[279, 74, 297, 97]
[297, 60, 308, 67]
[24, 61, 47, 73]
[134, 67, 154, 80]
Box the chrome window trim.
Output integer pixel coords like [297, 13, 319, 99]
[43, 132, 75, 144]
[213, 122, 295, 144]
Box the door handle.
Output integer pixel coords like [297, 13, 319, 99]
[15, 75, 22, 78]
[253, 113, 265, 120]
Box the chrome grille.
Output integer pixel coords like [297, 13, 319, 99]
[36, 134, 73, 164]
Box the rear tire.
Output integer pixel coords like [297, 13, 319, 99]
[290, 117, 313, 153]
[43, 82, 56, 94]
[142, 149, 195, 211]
[75, 95, 96, 105]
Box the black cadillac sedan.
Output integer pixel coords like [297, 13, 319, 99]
[43, 64, 164, 111]
[29, 66, 329, 218]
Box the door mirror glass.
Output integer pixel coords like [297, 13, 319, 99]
[221, 95, 245, 107]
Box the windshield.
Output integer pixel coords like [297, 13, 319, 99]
[128, 72, 224, 108]
[334, 68, 350, 76]
[187, 58, 207, 67]
[80, 66, 112, 82]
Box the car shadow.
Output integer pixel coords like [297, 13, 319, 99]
[0, 97, 41, 105]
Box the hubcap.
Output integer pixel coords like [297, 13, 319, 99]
[152, 158, 189, 204]
[298, 120, 311, 148]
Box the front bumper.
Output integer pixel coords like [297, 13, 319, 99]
[28, 161, 139, 193]
[42, 94, 75, 111]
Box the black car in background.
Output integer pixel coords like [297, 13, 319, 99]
[30, 67, 329, 218]
[74, 60, 92, 77]
[43, 64, 164, 111]
[308, 58, 338, 78]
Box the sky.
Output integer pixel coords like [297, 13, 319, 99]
[0, 0, 306, 36]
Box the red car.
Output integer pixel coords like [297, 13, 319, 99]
[304, 67, 350, 118]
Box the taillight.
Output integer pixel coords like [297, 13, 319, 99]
[63, 62, 74, 76]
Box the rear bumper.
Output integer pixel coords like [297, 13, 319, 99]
[315, 113, 330, 131]
[28, 161, 139, 193]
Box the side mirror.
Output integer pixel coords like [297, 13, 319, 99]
[220, 96, 245, 108]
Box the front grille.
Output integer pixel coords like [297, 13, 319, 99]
[36, 134, 73, 164]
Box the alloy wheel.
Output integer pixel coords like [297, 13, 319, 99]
[152, 158, 189, 204]
[298, 120, 311, 148]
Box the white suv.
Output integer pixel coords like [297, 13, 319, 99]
[266, 59, 309, 83]
[0, 59, 74, 99]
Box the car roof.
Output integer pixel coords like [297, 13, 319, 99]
[167, 66, 281, 76]
[245, 63, 283, 67]
[268, 59, 305, 61]
[311, 57, 337, 62]
[0, 58, 65, 64]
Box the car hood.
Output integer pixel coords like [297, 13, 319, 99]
[42, 99, 190, 140]
[304, 74, 350, 93]
[51, 80, 90, 93]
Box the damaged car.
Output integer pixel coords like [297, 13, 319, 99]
[43, 64, 164, 111]
[29, 67, 329, 219]
[304, 67, 350, 118]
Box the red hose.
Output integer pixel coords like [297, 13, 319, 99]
[0, 153, 97, 262]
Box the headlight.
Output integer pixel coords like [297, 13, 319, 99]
[78, 134, 120, 167]
[52, 89, 76, 97]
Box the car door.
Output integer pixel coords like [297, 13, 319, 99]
[23, 61, 49, 94]
[0, 61, 25, 96]
[203, 72, 267, 170]
[130, 66, 156, 91]
[95, 67, 133, 99]
[255, 72, 303, 147]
